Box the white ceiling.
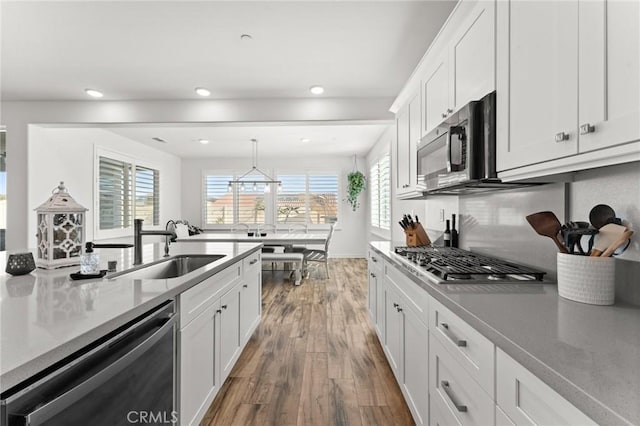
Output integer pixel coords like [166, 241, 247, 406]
[104, 122, 391, 157]
[1, 0, 456, 156]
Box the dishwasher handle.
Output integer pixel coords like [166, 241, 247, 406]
[11, 312, 176, 426]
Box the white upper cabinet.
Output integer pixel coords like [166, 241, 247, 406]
[421, 0, 496, 137]
[422, 51, 450, 136]
[578, 0, 640, 153]
[498, 1, 579, 170]
[394, 92, 422, 198]
[497, 0, 640, 174]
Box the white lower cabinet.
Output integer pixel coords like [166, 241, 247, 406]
[368, 251, 384, 338]
[240, 253, 261, 345]
[179, 303, 219, 426]
[368, 249, 597, 426]
[178, 254, 261, 426]
[382, 268, 429, 425]
[430, 331, 494, 426]
[496, 348, 597, 426]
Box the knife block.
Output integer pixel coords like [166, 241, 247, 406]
[405, 224, 431, 247]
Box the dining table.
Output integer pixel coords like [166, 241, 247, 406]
[175, 232, 328, 246]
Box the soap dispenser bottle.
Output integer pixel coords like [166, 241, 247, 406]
[80, 242, 100, 274]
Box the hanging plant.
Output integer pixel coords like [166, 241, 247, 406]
[346, 170, 366, 212]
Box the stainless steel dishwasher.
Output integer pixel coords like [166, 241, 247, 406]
[1, 301, 177, 425]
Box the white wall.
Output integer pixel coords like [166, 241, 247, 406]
[1, 97, 392, 249]
[28, 127, 182, 245]
[181, 155, 367, 258]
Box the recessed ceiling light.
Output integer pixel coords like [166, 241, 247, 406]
[309, 85, 325, 95]
[85, 88, 103, 98]
[199, 139, 209, 145]
[301, 138, 311, 143]
[195, 87, 211, 97]
[240, 34, 253, 41]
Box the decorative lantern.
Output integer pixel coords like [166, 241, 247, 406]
[34, 182, 88, 269]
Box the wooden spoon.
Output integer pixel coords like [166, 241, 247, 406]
[526, 211, 568, 253]
[600, 230, 634, 257]
[590, 223, 628, 256]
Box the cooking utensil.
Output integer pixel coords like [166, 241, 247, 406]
[590, 223, 628, 256]
[560, 225, 599, 255]
[525, 211, 568, 253]
[600, 230, 634, 257]
[589, 204, 616, 229]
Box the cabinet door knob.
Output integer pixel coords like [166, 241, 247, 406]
[249, 259, 258, 265]
[370, 272, 376, 278]
[393, 302, 399, 308]
[555, 132, 570, 142]
[216, 309, 222, 314]
[372, 257, 377, 263]
[396, 306, 403, 312]
[222, 304, 228, 310]
[243, 284, 248, 288]
[441, 112, 448, 118]
[579, 123, 596, 135]
[446, 108, 453, 114]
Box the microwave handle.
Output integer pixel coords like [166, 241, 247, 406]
[446, 130, 453, 173]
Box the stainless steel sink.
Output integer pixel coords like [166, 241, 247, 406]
[111, 254, 225, 280]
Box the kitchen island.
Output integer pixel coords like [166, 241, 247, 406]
[0, 241, 262, 393]
[370, 241, 640, 426]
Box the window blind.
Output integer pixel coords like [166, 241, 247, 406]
[135, 166, 159, 226]
[237, 178, 266, 225]
[204, 175, 234, 225]
[308, 174, 338, 224]
[276, 175, 307, 224]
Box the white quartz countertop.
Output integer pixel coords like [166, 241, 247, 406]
[370, 241, 640, 426]
[0, 242, 261, 393]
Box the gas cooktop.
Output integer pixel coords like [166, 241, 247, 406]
[393, 246, 546, 283]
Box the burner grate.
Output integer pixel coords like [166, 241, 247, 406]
[394, 246, 546, 281]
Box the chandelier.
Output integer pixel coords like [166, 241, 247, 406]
[228, 139, 281, 192]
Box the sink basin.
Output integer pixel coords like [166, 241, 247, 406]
[111, 255, 225, 280]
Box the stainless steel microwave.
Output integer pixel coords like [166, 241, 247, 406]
[417, 91, 498, 194]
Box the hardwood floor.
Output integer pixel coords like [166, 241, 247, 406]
[201, 258, 414, 426]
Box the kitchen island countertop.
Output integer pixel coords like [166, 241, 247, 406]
[371, 241, 640, 426]
[0, 241, 261, 393]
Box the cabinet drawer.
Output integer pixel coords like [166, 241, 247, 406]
[384, 262, 428, 324]
[496, 348, 596, 426]
[430, 297, 494, 396]
[243, 251, 261, 276]
[430, 390, 462, 426]
[180, 261, 242, 328]
[430, 331, 494, 426]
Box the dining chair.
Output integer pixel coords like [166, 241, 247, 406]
[285, 223, 308, 253]
[231, 223, 250, 232]
[303, 223, 334, 279]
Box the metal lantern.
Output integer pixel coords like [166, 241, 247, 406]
[34, 182, 88, 269]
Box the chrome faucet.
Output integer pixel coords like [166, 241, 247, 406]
[134, 219, 176, 264]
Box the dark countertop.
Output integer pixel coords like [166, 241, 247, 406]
[370, 241, 640, 426]
[0, 242, 262, 393]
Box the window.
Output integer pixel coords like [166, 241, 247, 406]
[370, 154, 391, 230]
[98, 155, 159, 232]
[204, 170, 339, 226]
[276, 173, 338, 225]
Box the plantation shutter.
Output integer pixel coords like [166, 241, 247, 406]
[99, 157, 132, 230]
[135, 165, 159, 226]
[236, 177, 266, 225]
[379, 154, 391, 229]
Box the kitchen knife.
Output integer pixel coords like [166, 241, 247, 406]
[399, 221, 406, 230]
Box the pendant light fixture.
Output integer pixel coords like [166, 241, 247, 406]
[228, 139, 281, 192]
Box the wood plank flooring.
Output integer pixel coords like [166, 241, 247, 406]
[201, 259, 414, 426]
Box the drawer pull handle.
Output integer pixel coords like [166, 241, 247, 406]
[372, 257, 378, 263]
[555, 132, 570, 142]
[370, 272, 376, 278]
[249, 259, 258, 265]
[393, 303, 399, 308]
[216, 309, 222, 314]
[440, 323, 467, 347]
[243, 284, 248, 288]
[396, 306, 403, 312]
[222, 304, 228, 310]
[579, 123, 596, 135]
[441, 380, 467, 412]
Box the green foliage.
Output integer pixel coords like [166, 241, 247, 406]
[346, 171, 366, 211]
